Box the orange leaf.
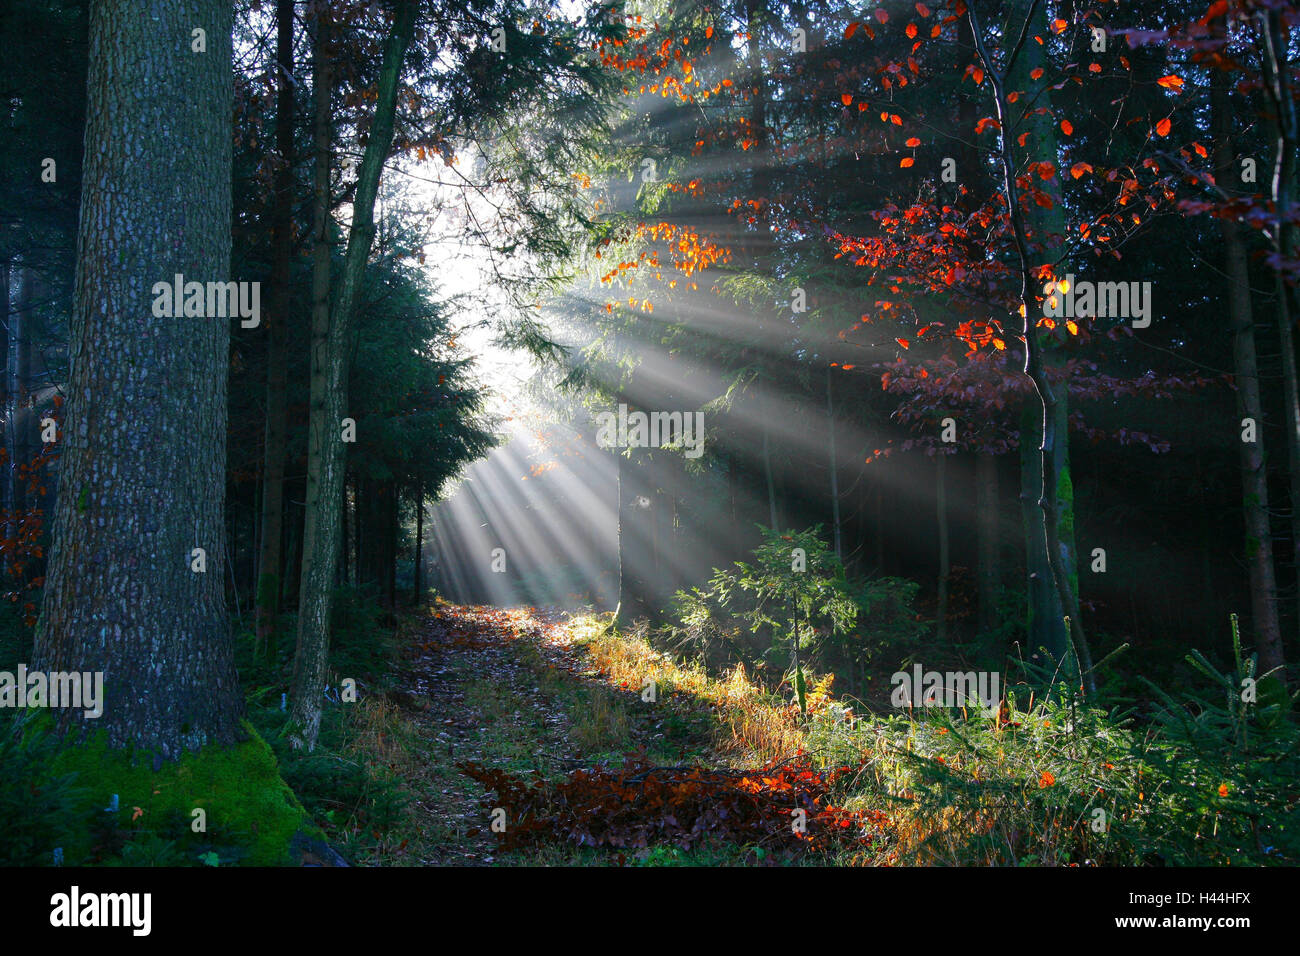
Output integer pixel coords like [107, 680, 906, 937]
[1060, 119, 1073, 136]
[971, 67, 984, 85]
[993, 338, 1006, 350]
[916, 2, 930, 16]
[705, 25, 713, 38]
[874, 8, 889, 23]
[845, 21, 860, 39]
[906, 23, 918, 38]
[900, 157, 914, 167]
[896, 337, 910, 349]
[905, 137, 921, 147]
[842, 93, 853, 105]
[1155, 117, 1172, 137]
[1050, 18, 1067, 33]
[1070, 161, 1093, 179]
[1030, 66, 1044, 80]
[1156, 74, 1185, 91]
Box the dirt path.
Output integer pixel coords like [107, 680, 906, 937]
[383, 602, 719, 865]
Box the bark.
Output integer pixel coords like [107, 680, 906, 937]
[412, 476, 423, 605]
[1259, 9, 1299, 680]
[0, 257, 8, 576]
[969, 0, 1094, 690]
[936, 452, 949, 644]
[976, 451, 999, 634]
[34, 0, 243, 757]
[288, 3, 334, 747]
[614, 449, 629, 626]
[291, 0, 417, 748]
[255, 0, 296, 650]
[1214, 36, 1285, 677]
[762, 422, 778, 531]
[827, 366, 842, 562]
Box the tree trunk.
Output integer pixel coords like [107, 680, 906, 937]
[290, 0, 417, 749]
[937, 452, 950, 644]
[762, 422, 778, 531]
[976, 451, 999, 634]
[35, 0, 242, 757]
[413, 476, 423, 605]
[255, 0, 297, 651]
[1214, 43, 1286, 677]
[289, 3, 335, 748]
[827, 366, 842, 562]
[970, 0, 1093, 690]
[614, 449, 629, 625]
[1259, 8, 1299, 681]
[0, 257, 8, 577]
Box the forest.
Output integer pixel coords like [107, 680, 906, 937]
[1, 0, 1299, 890]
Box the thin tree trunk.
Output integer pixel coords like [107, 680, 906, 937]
[1214, 39, 1286, 677]
[614, 448, 629, 625]
[413, 476, 423, 605]
[762, 422, 778, 531]
[289, 2, 335, 746]
[970, 0, 1094, 690]
[827, 366, 842, 562]
[0, 258, 8, 577]
[35, 0, 242, 756]
[976, 451, 999, 634]
[1259, 8, 1299, 681]
[255, 0, 296, 651]
[937, 453, 949, 644]
[291, 0, 416, 749]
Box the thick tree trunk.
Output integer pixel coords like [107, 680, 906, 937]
[1214, 46, 1286, 676]
[34, 0, 242, 757]
[290, 0, 418, 749]
[255, 0, 296, 650]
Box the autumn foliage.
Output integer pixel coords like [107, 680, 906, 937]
[460, 751, 889, 857]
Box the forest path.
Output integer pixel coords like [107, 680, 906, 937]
[385, 602, 717, 864]
[379, 602, 885, 865]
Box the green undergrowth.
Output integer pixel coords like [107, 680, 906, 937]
[238, 590, 415, 864]
[583, 610, 1300, 866]
[3, 712, 309, 866]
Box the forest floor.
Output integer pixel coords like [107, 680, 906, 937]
[359, 600, 887, 866]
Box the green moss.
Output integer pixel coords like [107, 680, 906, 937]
[46, 719, 307, 866]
